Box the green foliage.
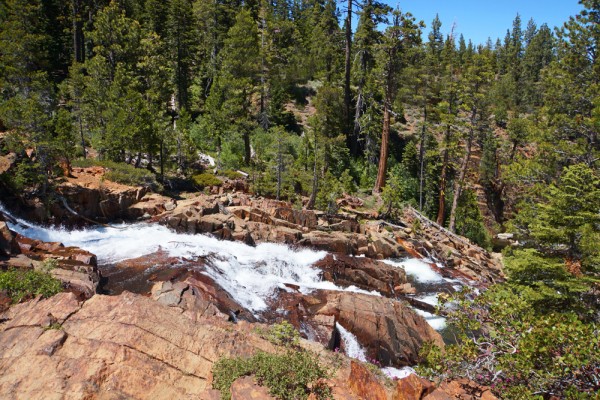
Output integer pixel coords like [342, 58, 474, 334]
[417, 286, 600, 398]
[263, 320, 301, 347]
[503, 248, 595, 315]
[315, 171, 344, 214]
[454, 189, 491, 249]
[530, 164, 600, 271]
[0, 268, 63, 303]
[72, 160, 161, 190]
[220, 169, 243, 180]
[192, 173, 223, 188]
[380, 164, 404, 219]
[212, 350, 332, 400]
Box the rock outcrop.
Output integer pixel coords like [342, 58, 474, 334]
[317, 292, 444, 367]
[0, 292, 276, 399]
[315, 254, 408, 297]
[0, 289, 496, 400]
[0, 220, 99, 299]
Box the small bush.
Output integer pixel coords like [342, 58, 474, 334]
[0, 268, 63, 303]
[212, 350, 332, 400]
[259, 321, 301, 347]
[220, 169, 244, 180]
[192, 172, 222, 188]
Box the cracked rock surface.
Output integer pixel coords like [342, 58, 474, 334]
[0, 292, 276, 400]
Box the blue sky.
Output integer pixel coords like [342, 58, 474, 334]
[378, 0, 583, 45]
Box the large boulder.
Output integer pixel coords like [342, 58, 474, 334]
[0, 221, 18, 256]
[347, 361, 388, 400]
[317, 292, 444, 367]
[315, 254, 407, 296]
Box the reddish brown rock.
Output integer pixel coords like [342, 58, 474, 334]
[315, 254, 407, 296]
[317, 292, 444, 367]
[0, 221, 17, 256]
[394, 374, 435, 400]
[423, 379, 497, 400]
[230, 376, 275, 400]
[347, 361, 388, 400]
[299, 231, 356, 254]
[0, 292, 278, 400]
[0, 234, 99, 299]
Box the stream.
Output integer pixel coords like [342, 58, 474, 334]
[1, 202, 462, 352]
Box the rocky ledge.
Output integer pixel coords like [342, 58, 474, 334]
[0, 215, 99, 302]
[0, 291, 496, 400]
[157, 193, 503, 284]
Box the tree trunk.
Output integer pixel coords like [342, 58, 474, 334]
[72, 0, 85, 63]
[243, 128, 251, 166]
[448, 110, 476, 232]
[436, 124, 451, 225]
[159, 139, 164, 181]
[374, 100, 391, 193]
[77, 108, 86, 159]
[276, 131, 282, 200]
[352, 90, 364, 156]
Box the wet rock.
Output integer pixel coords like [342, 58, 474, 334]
[317, 292, 444, 367]
[315, 254, 407, 296]
[0, 221, 17, 256]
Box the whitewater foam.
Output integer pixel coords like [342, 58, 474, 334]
[382, 258, 445, 283]
[336, 322, 367, 362]
[1, 203, 381, 312]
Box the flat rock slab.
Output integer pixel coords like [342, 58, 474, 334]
[0, 292, 276, 400]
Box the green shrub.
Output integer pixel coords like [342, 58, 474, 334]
[417, 286, 600, 398]
[260, 321, 301, 347]
[212, 350, 332, 400]
[192, 172, 223, 188]
[0, 268, 63, 303]
[220, 169, 244, 180]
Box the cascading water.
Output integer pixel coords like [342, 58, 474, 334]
[336, 322, 416, 380]
[0, 203, 378, 312]
[382, 258, 464, 331]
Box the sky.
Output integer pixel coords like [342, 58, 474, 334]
[380, 0, 583, 45]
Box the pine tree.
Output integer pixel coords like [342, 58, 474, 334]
[372, 9, 421, 193]
[166, 0, 196, 111]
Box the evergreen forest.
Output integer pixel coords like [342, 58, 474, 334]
[0, 0, 599, 397]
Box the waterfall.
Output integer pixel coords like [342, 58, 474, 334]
[336, 322, 416, 379]
[335, 322, 367, 361]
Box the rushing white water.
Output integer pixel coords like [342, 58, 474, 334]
[414, 309, 447, 330]
[382, 258, 445, 283]
[0, 203, 379, 312]
[382, 366, 416, 380]
[336, 322, 416, 380]
[336, 322, 367, 362]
